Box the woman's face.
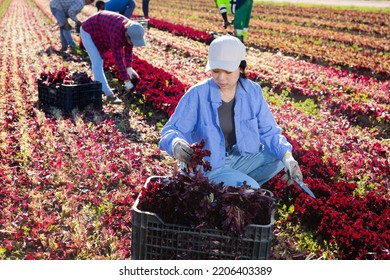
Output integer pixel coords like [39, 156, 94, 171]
[211, 68, 240, 91]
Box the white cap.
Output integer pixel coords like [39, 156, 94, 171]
[205, 35, 246, 72]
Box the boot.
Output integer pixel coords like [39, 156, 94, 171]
[236, 34, 244, 43]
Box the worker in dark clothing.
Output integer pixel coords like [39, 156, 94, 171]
[95, 0, 136, 18]
[214, 0, 253, 42]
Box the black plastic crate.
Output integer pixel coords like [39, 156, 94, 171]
[38, 79, 102, 113]
[133, 17, 150, 30]
[131, 176, 275, 260]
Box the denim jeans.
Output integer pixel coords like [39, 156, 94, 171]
[123, 0, 136, 18]
[203, 144, 284, 189]
[142, 0, 150, 17]
[50, 7, 75, 49]
[80, 27, 113, 96]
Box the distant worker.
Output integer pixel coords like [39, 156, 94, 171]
[142, 0, 150, 18]
[95, 0, 136, 18]
[214, 0, 253, 42]
[96, 0, 105, 11]
[50, 0, 95, 52]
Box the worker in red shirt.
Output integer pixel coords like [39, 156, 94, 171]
[80, 11, 146, 104]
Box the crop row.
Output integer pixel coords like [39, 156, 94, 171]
[92, 12, 389, 258]
[0, 0, 170, 259]
[139, 21, 389, 134]
[131, 5, 389, 259]
[140, 0, 390, 78]
[121, 26, 389, 190]
[165, 0, 390, 30]
[104, 39, 390, 259]
[151, 4, 389, 51]
[1, 0, 388, 260]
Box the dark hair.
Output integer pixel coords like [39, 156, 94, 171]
[96, 0, 105, 11]
[239, 60, 247, 79]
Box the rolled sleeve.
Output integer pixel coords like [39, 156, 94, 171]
[124, 45, 134, 69]
[111, 46, 127, 81]
[109, 30, 132, 81]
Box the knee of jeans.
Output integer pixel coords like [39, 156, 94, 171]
[245, 177, 260, 189]
[220, 177, 260, 189]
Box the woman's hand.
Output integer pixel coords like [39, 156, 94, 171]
[172, 139, 194, 164]
[282, 153, 303, 186]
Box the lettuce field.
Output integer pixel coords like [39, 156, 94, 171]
[0, 0, 389, 260]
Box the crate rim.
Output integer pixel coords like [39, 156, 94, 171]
[38, 78, 101, 88]
[132, 175, 275, 229]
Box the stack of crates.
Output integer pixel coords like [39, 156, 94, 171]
[133, 17, 150, 30]
[131, 176, 275, 260]
[37, 79, 102, 113]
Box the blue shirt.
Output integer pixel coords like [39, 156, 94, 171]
[105, 0, 130, 12]
[159, 78, 292, 170]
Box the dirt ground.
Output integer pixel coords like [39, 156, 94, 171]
[263, 0, 390, 8]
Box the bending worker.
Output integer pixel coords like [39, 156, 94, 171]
[50, 0, 95, 51]
[214, 0, 253, 42]
[80, 11, 146, 104]
[95, 0, 136, 18]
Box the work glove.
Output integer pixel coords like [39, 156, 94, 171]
[75, 21, 81, 33]
[282, 153, 303, 186]
[127, 67, 140, 87]
[172, 139, 194, 165]
[124, 80, 134, 91]
[127, 67, 139, 80]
